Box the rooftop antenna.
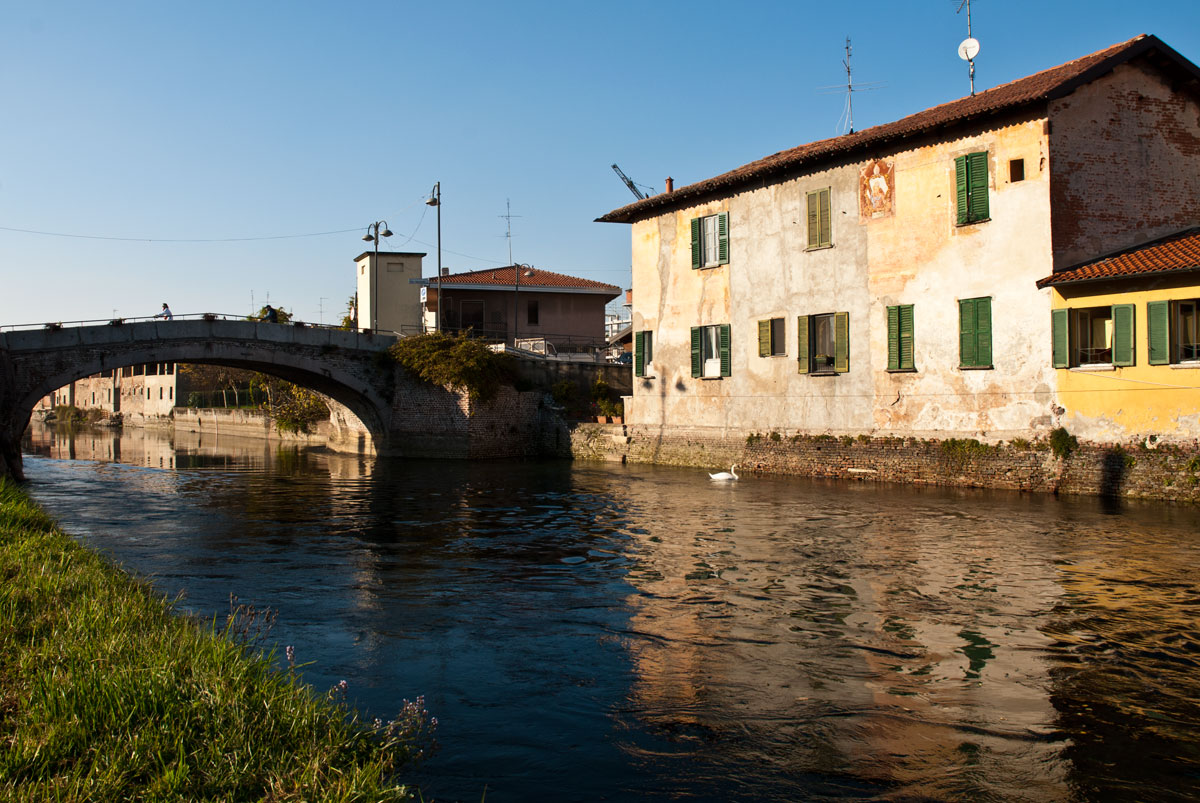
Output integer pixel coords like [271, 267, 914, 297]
[818, 37, 885, 135]
[957, 0, 980, 96]
[499, 199, 521, 266]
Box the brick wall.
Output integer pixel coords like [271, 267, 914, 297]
[571, 423, 1200, 503]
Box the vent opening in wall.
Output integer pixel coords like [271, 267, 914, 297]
[1009, 159, 1025, 182]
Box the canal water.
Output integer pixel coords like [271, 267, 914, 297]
[20, 423, 1200, 802]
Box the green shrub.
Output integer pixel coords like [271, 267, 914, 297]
[747, 433, 762, 445]
[388, 332, 516, 404]
[1049, 427, 1078, 459]
[769, 431, 782, 442]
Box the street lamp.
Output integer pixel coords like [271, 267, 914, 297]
[425, 183, 441, 333]
[362, 220, 392, 332]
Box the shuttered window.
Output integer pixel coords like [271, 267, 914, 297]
[959, 297, 993, 368]
[955, 152, 990, 225]
[634, 331, 654, 377]
[887, 304, 915, 371]
[806, 188, 832, 248]
[797, 312, 849, 374]
[692, 324, 730, 378]
[758, 318, 786, 357]
[1111, 304, 1135, 367]
[690, 213, 730, 269]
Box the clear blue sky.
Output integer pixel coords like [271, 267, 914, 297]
[2, 1, 1198, 325]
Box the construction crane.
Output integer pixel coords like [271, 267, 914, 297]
[611, 163, 652, 200]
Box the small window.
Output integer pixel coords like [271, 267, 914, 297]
[796, 312, 849, 374]
[1180, 301, 1200, 362]
[959, 297, 993, 368]
[690, 324, 731, 378]
[806, 188, 832, 249]
[634, 330, 655, 377]
[955, 151, 990, 224]
[887, 304, 915, 371]
[758, 318, 786, 356]
[1009, 159, 1025, 182]
[527, 300, 539, 326]
[690, 213, 729, 269]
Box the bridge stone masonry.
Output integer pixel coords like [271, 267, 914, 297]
[0, 319, 568, 481]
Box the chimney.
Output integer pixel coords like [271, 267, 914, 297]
[441, 267, 449, 276]
[665, 177, 674, 193]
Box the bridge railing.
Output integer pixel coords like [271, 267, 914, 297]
[0, 313, 403, 334]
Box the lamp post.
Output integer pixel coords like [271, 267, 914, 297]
[425, 183, 441, 333]
[362, 220, 392, 332]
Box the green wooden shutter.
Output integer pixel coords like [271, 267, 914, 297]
[797, 315, 809, 374]
[634, 331, 645, 377]
[717, 212, 729, 265]
[960, 299, 977, 367]
[807, 191, 820, 248]
[967, 151, 989, 222]
[887, 305, 900, 370]
[976, 298, 992, 367]
[690, 218, 702, 269]
[834, 312, 849, 373]
[719, 324, 731, 377]
[690, 326, 701, 377]
[1148, 300, 1170, 365]
[1051, 309, 1069, 368]
[898, 304, 914, 370]
[758, 319, 770, 357]
[819, 189, 832, 247]
[1112, 303, 1135, 366]
[955, 156, 969, 225]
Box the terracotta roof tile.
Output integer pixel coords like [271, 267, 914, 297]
[436, 266, 622, 295]
[1036, 228, 1200, 288]
[599, 34, 1199, 224]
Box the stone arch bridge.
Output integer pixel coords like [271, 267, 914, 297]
[0, 319, 563, 481]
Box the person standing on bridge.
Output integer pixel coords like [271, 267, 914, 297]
[261, 304, 278, 323]
[153, 303, 173, 321]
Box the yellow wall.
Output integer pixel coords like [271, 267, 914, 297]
[1051, 280, 1200, 442]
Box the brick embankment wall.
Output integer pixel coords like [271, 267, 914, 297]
[570, 423, 1200, 503]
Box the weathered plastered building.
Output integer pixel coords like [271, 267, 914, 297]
[599, 34, 1200, 444]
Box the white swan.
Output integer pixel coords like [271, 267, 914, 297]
[709, 464, 739, 481]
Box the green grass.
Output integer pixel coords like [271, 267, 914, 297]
[0, 479, 429, 801]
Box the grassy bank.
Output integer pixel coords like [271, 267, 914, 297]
[0, 479, 427, 801]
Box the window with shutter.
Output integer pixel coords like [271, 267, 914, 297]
[1178, 300, 1200, 362]
[690, 213, 730, 268]
[1147, 301, 1169, 365]
[634, 331, 645, 377]
[797, 312, 848, 374]
[1051, 309, 1069, 368]
[759, 318, 786, 357]
[959, 297, 992, 368]
[1112, 304, 1135, 367]
[806, 188, 832, 248]
[955, 152, 990, 225]
[887, 304, 915, 371]
[694, 324, 728, 378]
[691, 326, 702, 377]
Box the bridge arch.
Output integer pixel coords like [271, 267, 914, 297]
[1, 320, 397, 480]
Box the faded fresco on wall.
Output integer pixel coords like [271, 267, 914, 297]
[859, 159, 894, 221]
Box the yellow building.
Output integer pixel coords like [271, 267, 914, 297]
[1037, 229, 1200, 443]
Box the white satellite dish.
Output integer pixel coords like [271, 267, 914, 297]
[958, 37, 980, 61]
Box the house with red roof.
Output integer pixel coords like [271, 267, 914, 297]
[418, 266, 623, 355]
[599, 34, 1200, 444]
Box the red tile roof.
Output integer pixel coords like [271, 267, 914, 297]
[598, 34, 1200, 224]
[435, 266, 622, 295]
[1036, 228, 1200, 288]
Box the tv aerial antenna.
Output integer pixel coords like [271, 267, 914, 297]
[818, 37, 885, 135]
[957, 0, 980, 96]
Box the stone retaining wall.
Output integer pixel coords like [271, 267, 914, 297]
[570, 423, 1200, 503]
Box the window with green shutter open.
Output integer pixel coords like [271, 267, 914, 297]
[1050, 304, 1135, 367]
[806, 188, 832, 249]
[634, 330, 654, 377]
[887, 304, 915, 371]
[1147, 299, 1200, 365]
[958, 297, 992, 368]
[690, 212, 730, 269]
[955, 152, 989, 225]
[691, 324, 731, 378]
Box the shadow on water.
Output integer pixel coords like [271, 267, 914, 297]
[20, 421, 1200, 802]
